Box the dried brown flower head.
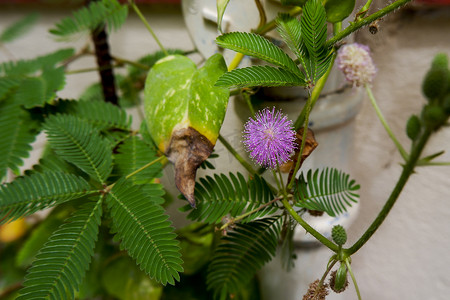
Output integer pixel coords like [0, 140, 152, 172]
[303, 279, 329, 300]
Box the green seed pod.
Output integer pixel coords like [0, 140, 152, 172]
[422, 67, 449, 101]
[422, 104, 447, 130]
[406, 115, 421, 141]
[331, 225, 347, 246]
[144, 54, 229, 207]
[431, 53, 449, 70]
[330, 263, 348, 293]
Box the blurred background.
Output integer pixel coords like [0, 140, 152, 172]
[0, 0, 449, 299]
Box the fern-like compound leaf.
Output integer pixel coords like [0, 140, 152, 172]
[301, 0, 327, 60]
[65, 100, 131, 131]
[106, 179, 183, 285]
[276, 14, 303, 64]
[12, 77, 45, 107]
[294, 168, 360, 217]
[50, 0, 128, 40]
[0, 48, 74, 76]
[0, 100, 39, 181]
[15, 212, 66, 268]
[11, 67, 66, 108]
[17, 197, 103, 300]
[114, 136, 163, 182]
[0, 77, 20, 100]
[215, 65, 306, 88]
[0, 171, 91, 224]
[43, 114, 113, 184]
[300, 0, 330, 83]
[207, 217, 282, 299]
[0, 13, 39, 43]
[24, 146, 81, 177]
[182, 172, 277, 225]
[216, 32, 301, 76]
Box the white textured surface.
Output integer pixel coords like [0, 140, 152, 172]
[348, 7, 450, 300]
[1, 3, 450, 300]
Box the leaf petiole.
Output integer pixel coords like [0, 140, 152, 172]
[128, 0, 168, 56]
[365, 84, 409, 161]
[125, 155, 167, 180]
[220, 197, 281, 231]
[281, 198, 338, 252]
[327, 0, 413, 47]
[345, 258, 362, 300]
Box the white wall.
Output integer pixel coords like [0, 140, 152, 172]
[1, 3, 450, 300]
[349, 5, 450, 300]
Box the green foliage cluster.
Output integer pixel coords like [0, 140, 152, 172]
[50, 0, 128, 40]
[0, 13, 39, 44]
[181, 173, 277, 224]
[294, 168, 360, 217]
[207, 217, 281, 300]
[6, 0, 438, 299]
[215, 0, 333, 89]
[0, 96, 184, 297]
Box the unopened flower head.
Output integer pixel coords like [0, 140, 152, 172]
[242, 107, 297, 169]
[337, 43, 377, 87]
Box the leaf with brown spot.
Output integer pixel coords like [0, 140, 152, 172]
[167, 127, 214, 208]
[144, 54, 229, 207]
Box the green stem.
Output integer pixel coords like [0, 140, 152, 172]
[218, 134, 256, 175]
[254, 6, 302, 35]
[357, 0, 374, 19]
[345, 259, 362, 300]
[293, 53, 336, 130]
[365, 84, 409, 161]
[418, 161, 450, 166]
[277, 164, 286, 194]
[242, 91, 256, 116]
[288, 93, 312, 190]
[287, 54, 336, 189]
[220, 197, 280, 231]
[129, 1, 168, 56]
[319, 259, 337, 288]
[346, 128, 432, 255]
[66, 64, 122, 74]
[333, 22, 342, 36]
[281, 198, 338, 252]
[326, 0, 413, 47]
[62, 44, 91, 68]
[104, 156, 167, 193]
[272, 170, 282, 192]
[112, 55, 150, 70]
[254, 0, 267, 30]
[228, 53, 245, 71]
[125, 156, 167, 180]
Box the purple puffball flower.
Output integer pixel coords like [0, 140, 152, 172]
[243, 107, 297, 169]
[337, 43, 377, 87]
